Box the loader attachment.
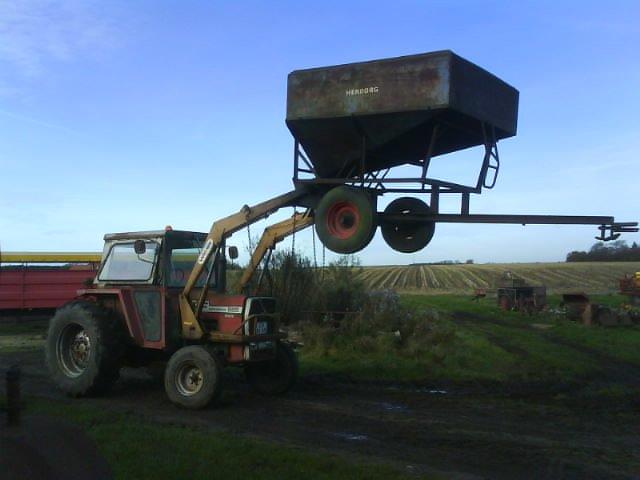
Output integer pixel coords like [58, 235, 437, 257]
[180, 190, 308, 339]
[236, 210, 314, 294]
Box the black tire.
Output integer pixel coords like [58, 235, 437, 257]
[315, 186, 377, 254]
[164, 346, 223, 409]
[45, 300, 124, 397]
[246, 342, 298, 395]
[381, 197, 435, 253]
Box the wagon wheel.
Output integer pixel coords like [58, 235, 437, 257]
[315, 186, 377, 254]
[381, 197, 435, 253]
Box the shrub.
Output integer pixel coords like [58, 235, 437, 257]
[252, 251, 456, 364]
[254, 251, 316, 325]
[253, 251, 367, 325]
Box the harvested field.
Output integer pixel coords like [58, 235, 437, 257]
[358, 262, 640, 294]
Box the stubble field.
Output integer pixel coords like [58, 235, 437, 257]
[357, 261, 640, 294]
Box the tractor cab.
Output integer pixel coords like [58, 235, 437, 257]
[90, 229, 281, 359]
[95, 229, 227, 292]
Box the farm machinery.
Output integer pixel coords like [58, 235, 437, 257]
[44, 50, 637, 408]
[496, 272, 546, 313]
[620, 272, 640, 305]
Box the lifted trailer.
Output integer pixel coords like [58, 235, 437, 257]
[42, 50, 637, 410]
[287, 51, 636, 253]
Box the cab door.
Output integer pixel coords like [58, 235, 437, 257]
[132, 287, 165, 348]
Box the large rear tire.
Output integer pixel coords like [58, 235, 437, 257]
[246, 342, 298, 395]
[45, 301, 124, 397]
[315, 186, 377, 254]
[164, 346, 223, 409]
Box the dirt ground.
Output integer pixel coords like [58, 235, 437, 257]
[1, 316, 639, 479]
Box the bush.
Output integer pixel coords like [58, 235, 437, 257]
[254, 251, 316, 325]
[314, 255, 366, 321]
[253, 252, 365, 325]
[302, 283, 453, 362]
[252, 251, 457, 365]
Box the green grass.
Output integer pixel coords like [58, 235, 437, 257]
[299, 293, 640, 385]
[403, 294, 640, 363]
[298, 312, 520, 384]
[0, 318, 48, 336]
[27, 400, 429, 480]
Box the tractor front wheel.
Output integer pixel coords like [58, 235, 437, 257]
[246, 342, 298, 395]
[164, 346, 223, 409]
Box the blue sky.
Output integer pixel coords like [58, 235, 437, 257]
[1, 0, 638, 265]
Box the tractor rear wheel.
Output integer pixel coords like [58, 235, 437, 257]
[246, 342, 298, 395]
[164, 346, 223, 409]
[45, 300, 124, 397]
[315, 186, 377, 254]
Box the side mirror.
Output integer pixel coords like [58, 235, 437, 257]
[134, 240, 146, 255]
[228, 246, 239, 260]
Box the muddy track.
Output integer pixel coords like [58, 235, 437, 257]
[451, 310, 640, 386]
[1, 348, 639, 479]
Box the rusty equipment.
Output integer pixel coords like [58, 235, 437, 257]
[496, 272, 546, 313]
[287, 50, 637, 254]
[471, 289, 487, 302]
[561, 293, 636, 326]
[619, 272, 640, 305]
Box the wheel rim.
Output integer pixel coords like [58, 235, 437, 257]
[326, 201, 360, 239]
[57, 324, 91, 378]
[175, 363, 204, 396]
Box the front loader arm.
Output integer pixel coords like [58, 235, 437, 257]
[236, 210, 314, 294]
[179, 189, 306, 339]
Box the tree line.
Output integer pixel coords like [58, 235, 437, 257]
[566, 240, 640, 262]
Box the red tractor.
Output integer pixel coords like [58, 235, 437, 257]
[45, 192, 311, 409]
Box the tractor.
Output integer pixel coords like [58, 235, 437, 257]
[45, 193, 312, 409]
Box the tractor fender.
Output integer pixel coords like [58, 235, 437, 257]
[76, 289, 142, 346]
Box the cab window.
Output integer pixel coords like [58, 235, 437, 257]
[167, 239, 215, 288]
[98, 242, 158, 281]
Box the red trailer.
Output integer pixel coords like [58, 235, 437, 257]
[0, 253, 100, 312]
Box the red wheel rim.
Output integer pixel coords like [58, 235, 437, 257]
[325, 201, 360, 239]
